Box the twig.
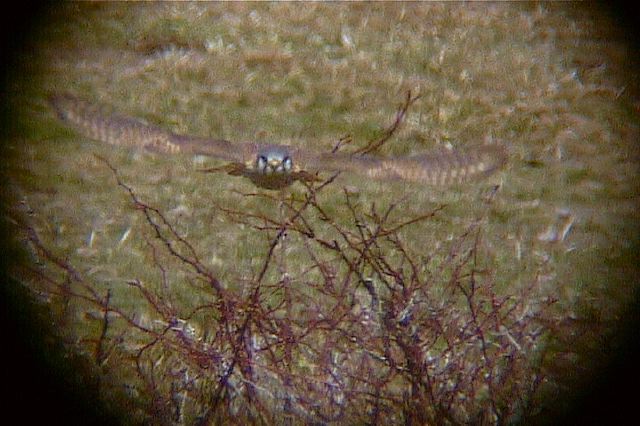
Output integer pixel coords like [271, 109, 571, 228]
[353, 91, 421, 155]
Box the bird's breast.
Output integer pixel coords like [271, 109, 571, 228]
[247, 171, 295, 190]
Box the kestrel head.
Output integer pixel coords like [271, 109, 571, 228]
[255, 145, 293, 175]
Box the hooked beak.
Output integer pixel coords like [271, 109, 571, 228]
[266, 158, 282, 173]
[268, 158, 281, 169]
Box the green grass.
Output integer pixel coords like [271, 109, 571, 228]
[4, 2, 639, 424]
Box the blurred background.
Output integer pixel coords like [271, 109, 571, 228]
[1, 3, 638, 424]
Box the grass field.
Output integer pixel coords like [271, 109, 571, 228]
[4, 3, 639, 424]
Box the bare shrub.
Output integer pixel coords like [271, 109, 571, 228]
[9, 93, 560, 424]
[12, 168, 558, 425]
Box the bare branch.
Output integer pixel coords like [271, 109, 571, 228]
[353, 90, 421, 155]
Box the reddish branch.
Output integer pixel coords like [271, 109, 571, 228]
[352, 90, 421, 155]
[12, 95, 561, 424]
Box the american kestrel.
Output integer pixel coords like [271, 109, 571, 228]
[50, 94, 507, 190]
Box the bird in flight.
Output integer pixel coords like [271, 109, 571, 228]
[49, 94, 507, 190]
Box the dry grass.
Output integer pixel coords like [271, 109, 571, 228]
[3, 3, 639, 424]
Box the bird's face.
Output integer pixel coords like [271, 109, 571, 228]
[256, 147, 293, 175]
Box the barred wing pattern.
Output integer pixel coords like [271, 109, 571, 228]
[303, 145, 507, 186]
[50, 94, 255, 163]
[50, 94, 507, 189]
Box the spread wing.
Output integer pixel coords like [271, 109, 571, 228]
[293, 144, 507, 186]
[50, 93, 507, 186]
[49, 93, 258, 163]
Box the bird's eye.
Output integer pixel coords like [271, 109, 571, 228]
[283, 156, 292, 171]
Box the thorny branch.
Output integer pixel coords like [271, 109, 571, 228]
[10, 94, 563, 425]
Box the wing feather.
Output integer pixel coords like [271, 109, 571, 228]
[297, 144, 506, 185]
[50, 94, 507, 186]
[49, 94, 253, 163]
